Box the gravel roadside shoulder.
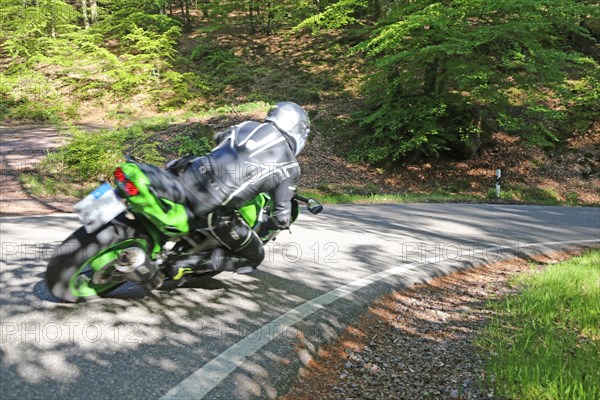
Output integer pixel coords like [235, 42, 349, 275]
[280, 250, 592, 400]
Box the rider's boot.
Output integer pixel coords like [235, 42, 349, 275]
[209, 247, 260, 274]
[167, 251, 212, 281]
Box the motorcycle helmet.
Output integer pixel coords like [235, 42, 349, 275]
[265, 102, 310, 156]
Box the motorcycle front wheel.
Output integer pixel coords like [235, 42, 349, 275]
[45, 214, 153, 303]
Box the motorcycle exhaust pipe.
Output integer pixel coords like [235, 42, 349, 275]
[115, 247, 164, 290]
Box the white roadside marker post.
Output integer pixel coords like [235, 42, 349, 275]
[496, 169, 502, 199]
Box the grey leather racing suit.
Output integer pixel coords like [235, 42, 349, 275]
[178, 120, 301, 272]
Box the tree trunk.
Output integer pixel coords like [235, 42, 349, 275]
[201, 0, 209, 19]
[370, 0, 393, 19]
[82, 0, 90, 29]
[314, 0, 323, 12]
[90, 0, 98, 23]
[266, 1, 273, 35]
[249, 1, 256, 34]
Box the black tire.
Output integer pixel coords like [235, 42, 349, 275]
[45, 214, 153, 303]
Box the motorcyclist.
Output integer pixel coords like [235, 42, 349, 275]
[167, 102, 310, 277]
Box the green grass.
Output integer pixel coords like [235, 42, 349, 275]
[298, 190, 484, 204]
[17, 109, 258, 199]
[478, 250, 600, 400]
[488, 186, 564, 206]
[193, 101, 272, 118]
[20, 173, 94, 199]
[18, 119, 174, 198]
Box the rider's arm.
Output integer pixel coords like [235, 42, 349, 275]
[269, 178, 298, 230]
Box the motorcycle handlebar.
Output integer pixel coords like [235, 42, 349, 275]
[293, 194, 310, 203]
[293, 193, 324, 215]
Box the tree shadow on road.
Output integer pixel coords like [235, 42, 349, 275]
[1, 204, 598, 399]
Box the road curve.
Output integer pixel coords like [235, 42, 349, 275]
[1, 204, 599, 400]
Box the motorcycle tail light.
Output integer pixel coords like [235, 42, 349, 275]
[114, 167, 126, 182]
[124, 181, 139, 196]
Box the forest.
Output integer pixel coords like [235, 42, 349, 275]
[1, 1, 599, 201]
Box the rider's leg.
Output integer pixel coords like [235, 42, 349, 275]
[207, 213, 265, 273]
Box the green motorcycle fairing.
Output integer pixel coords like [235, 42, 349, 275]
[117, 162, 190, 237]
[116, 163, 296, 242]
[239, 193, 269, 227]
[239, 194, 300, 243]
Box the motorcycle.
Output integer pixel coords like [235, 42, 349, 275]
[45, 159, 323, 303]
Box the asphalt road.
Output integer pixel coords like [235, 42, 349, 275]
[1, 204, 599, 399]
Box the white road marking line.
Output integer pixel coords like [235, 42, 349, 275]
[161, 239, 600, 399]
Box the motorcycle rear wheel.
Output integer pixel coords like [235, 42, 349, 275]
[45, 214, 153, 303]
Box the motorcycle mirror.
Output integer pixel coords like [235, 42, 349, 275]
[307, 198, 323, 215]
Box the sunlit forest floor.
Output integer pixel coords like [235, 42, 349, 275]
[300, 127, 600, 206]
[3, 9, 599, 208]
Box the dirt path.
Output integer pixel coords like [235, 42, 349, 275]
[0, 124, 74, 216]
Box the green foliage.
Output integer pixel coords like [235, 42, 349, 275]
[122, 25, 180, 60]
[46, 119, 172, 182]
[42, 129, 125, 182]
[0, 98, 63, 122]
[298, 189, 482, 205]
[94, 9, 180, 38]
[0, 0, 185, 117]
[343, 0, 600, 162]
[154, 70, 199, 109]
[566, 67, 600, 134]
[117, 24, 186, 103]
[479, 250, 600, 399]
[27, 116, 219, 197]
[20, 171, 93, 199]
[294, 0, 369, 33]
[190, 43, 253, 90]
[0, 67, 71, 122]
[351, 96, 453, 162]
[203, 0, 316, 34]
[166, 134, 213, 157]
[193, 101, 272, 119]
[566, 191, 579, 206]
[0, 0, 78, 57]
[2, 0, 598, 171]
[489, 186, 562, 205]
[178, 135, 212, 155]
